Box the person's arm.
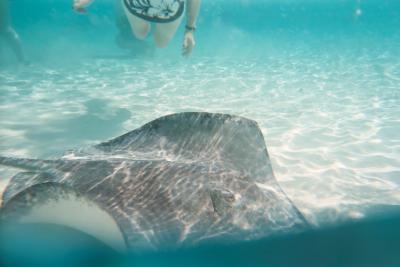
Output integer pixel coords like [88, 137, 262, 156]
[73, 0, 94, 12]
[182, 0, 201, 57]
[186, 0, 201, 29]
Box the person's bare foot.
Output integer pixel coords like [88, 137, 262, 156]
[73, 0, 93, 12]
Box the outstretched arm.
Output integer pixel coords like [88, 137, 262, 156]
[182, 0, 201, 57]
[73, 0, 94, 12]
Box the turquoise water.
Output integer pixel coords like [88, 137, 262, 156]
[1, 0, 400, 229]
[1, 212, 400, 266]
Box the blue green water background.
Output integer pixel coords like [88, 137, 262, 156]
[1, 0, 400, 230]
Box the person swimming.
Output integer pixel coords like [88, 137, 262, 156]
[73, 0, 201, 57]
[0, 0, 26, 63]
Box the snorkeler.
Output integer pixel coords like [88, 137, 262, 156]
[0, 0, 26, 63]
[73, 0, 201, 57]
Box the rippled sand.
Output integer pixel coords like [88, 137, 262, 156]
[0, 49, 399, 225]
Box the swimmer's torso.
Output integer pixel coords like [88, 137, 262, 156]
[123, 0, 185, 23]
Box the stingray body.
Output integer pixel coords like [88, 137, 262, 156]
[0, 112, 308, 250]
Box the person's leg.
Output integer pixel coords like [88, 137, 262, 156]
[0, 0, 10, 28]
[1, 27, 25, 62]
[153, 15, 183, 48]
[121, 0, 150, 40]
[0, 0, 25, 62]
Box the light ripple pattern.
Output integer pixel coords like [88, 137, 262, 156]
[1, 50, 399, 226]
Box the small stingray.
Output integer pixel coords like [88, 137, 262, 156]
[0, 112, 308, 250]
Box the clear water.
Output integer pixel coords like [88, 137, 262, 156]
[1, 0, 400, 227]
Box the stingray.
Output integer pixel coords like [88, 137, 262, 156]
[0, 112, 308, 251]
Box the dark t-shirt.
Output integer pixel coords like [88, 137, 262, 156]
[123, 0, 185, 23]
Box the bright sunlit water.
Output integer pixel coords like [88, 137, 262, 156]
[1, 0, 399, 227]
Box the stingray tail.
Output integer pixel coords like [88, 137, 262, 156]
[0, 156, 54, 171]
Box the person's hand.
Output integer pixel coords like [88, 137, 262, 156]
[73, 0, 93, 13]
[182, 31, 195, 58]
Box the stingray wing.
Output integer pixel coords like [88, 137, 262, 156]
[2, 171, 52, 205]
[0, 182, 127, 252]
[95, 112, 274, 184]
